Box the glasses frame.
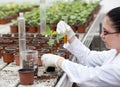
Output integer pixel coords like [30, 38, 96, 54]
[101, 27, 120, 36]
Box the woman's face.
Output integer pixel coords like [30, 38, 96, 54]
[100, 16, 120, 51]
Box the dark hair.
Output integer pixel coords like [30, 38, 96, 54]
[107, 7, 120, 32]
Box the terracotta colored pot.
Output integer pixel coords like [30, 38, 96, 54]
[10, 25, 18, 33]
[27, 26, 37, 33]
[57, 49, 71, 59]
[71, 25, 77, 32]
[18, 69, 34, 85]
[0, 18, 10, 24]
[36, 26, 40, 33]
[0, 46, 3, 58]
[2, 52, 14, 63]
[49, 25, 56, 31]
[38, 53, 42, 66]
[14, 53, 20, 66]
[77, 26, 86, 33]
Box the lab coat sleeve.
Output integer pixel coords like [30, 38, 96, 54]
[64, 37, 117, 67]
[63, 37, 91, 62]
[61, 60, 120, 86]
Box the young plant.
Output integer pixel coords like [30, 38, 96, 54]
[43, 26, 63, 52]
[43, 26, 57, 46]
[11, 19, 18, 26]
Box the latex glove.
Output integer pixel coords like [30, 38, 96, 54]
[57, 21, 75, 40]
[41, 53, 61, 67]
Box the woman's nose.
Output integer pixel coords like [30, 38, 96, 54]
[100, 32, 105, 40]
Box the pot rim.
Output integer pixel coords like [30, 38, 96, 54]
[18, 68, 34, 73]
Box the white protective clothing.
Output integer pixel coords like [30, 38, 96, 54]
[62, 37, 120, 87]
[56, 21, 75, 40]
[41, 54, 60, 67]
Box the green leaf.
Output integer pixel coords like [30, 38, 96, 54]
[47, 38, 55, 47]
[42, 25, 51, 36]
[57, 34, 64, 43]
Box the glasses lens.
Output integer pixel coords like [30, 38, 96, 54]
[103, 30, 109, 35]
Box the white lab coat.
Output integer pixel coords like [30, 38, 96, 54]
[62, 38, 120, 87]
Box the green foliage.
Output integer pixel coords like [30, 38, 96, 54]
[47, 39, 55, 47]
[43, 25, 57, 36]
[24, 8, 40, 26]
[11, 19, 18, 26]
[56, 34, 64, 43]
[46, 1, 100, 26]
[0, 2, 34, 20]
[0, 1, 100, 28]
[43, 26, 57, 47]
[0, 11, 6, 19]
[42, 25, 63, 47]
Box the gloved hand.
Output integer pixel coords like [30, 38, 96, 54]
[41, 53, 63, 67]
[57, 21, 75, 40]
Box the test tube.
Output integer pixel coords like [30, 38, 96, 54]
[64, 34, 67, 44]
[62, 16, 68, 44]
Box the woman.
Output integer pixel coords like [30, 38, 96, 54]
[41, 7, 120, 87]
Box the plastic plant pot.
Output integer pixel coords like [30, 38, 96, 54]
[18, 68, 34, 85]
[14, 53, 20, 66]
